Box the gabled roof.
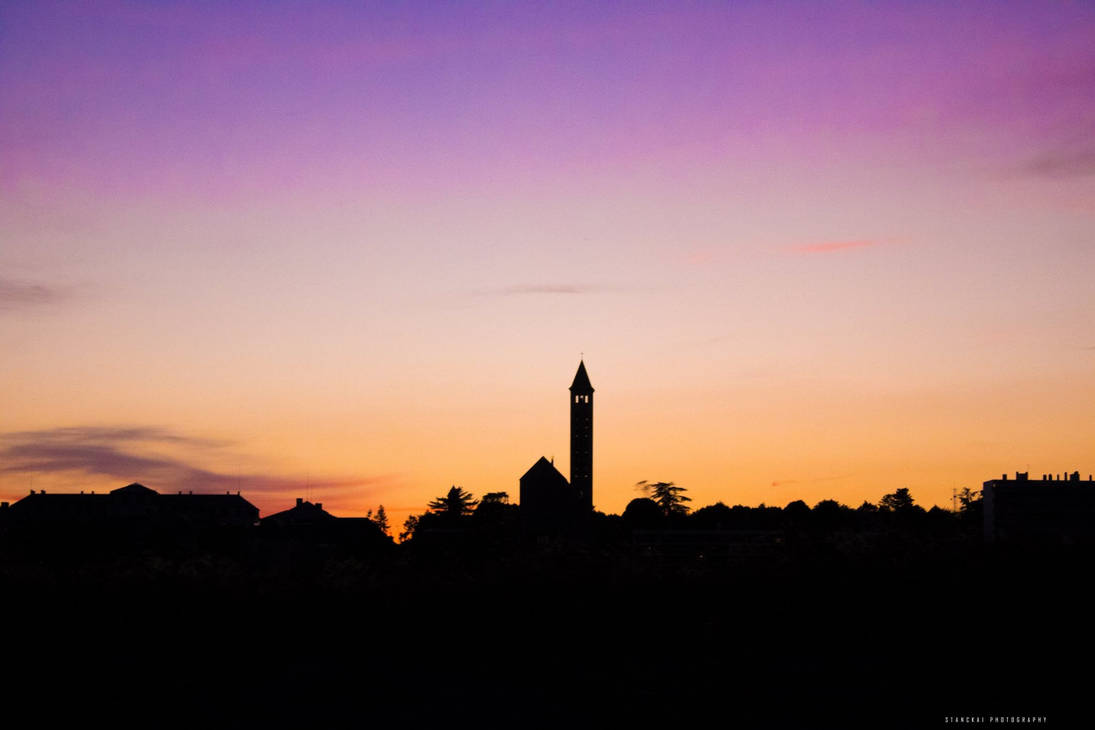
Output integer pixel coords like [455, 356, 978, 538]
[569, 360, 594, 393]
[111, 483, 158, 495]
[521, 456, 568, 484]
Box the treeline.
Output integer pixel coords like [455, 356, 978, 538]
[395, 483, 983, 538]
[620, 485, 983, 530]
[373, 483, 991, 566]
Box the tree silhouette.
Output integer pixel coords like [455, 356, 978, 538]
[473, 491, 513, 521]
[373, 505, 389, 535]
[636, 480, 691, 517]
[956, 486, 983, 526]
[623, 497, 664, 528]
[811, 499, 852, 531]
[957, 487, 981, 512]
[784, 499, 810, 521]
[878, 488, 915, 512]
[690, 502, 733, 529]
[399, 515, 419, 542]
[428, 486, 479, 518]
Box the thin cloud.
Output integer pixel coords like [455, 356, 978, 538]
[0, 425, 228, 449]
[0, 426, 393, 497]
[1020, 149, 1095, 179]
[0, 277, 72, 311]
[792, 240, 879, 255]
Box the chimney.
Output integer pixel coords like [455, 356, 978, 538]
[315, 502, 323, 510]
[1002, 474, 1007, 481]
[296, 498, 303, 507]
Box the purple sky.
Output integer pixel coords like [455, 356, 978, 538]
[6, 1, 1093, 198]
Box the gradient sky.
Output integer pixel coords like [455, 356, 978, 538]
[2, 1, 1093, 526]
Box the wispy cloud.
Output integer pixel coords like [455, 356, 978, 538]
[1019, 148, 1095, 179]
[0, 426, 393, 497]
[792, 240, 878, 255]
[0, 277, 72, 311]
[1, 426, 228, 449]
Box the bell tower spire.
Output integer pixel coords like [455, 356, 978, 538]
[569, 360, 594, 512]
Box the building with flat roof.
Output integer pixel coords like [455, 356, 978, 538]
[982, 471, 1095, 542]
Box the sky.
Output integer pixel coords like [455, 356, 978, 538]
[2, 1, 1093, 526]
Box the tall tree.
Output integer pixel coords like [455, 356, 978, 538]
[636, 480, 691, 517]
[428, 486, 479, 518]
[373, 505, 389, 535]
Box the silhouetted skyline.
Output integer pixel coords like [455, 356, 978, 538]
[2, 1, 1093, 529]
[2, 6, 1092, 727]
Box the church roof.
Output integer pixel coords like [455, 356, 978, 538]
[521, 456, 568, 484]
[569, 360, 594, 393]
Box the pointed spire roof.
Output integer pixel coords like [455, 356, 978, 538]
[569, 360, 594, 393]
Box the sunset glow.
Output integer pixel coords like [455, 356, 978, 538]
[3, 1, 1093, 525]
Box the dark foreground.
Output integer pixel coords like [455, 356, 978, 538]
[1, 537, 1088, 729]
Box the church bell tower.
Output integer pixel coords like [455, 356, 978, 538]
[569, 360, 594, 512]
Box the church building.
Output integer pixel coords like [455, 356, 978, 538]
[519, 361, 594, 532]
